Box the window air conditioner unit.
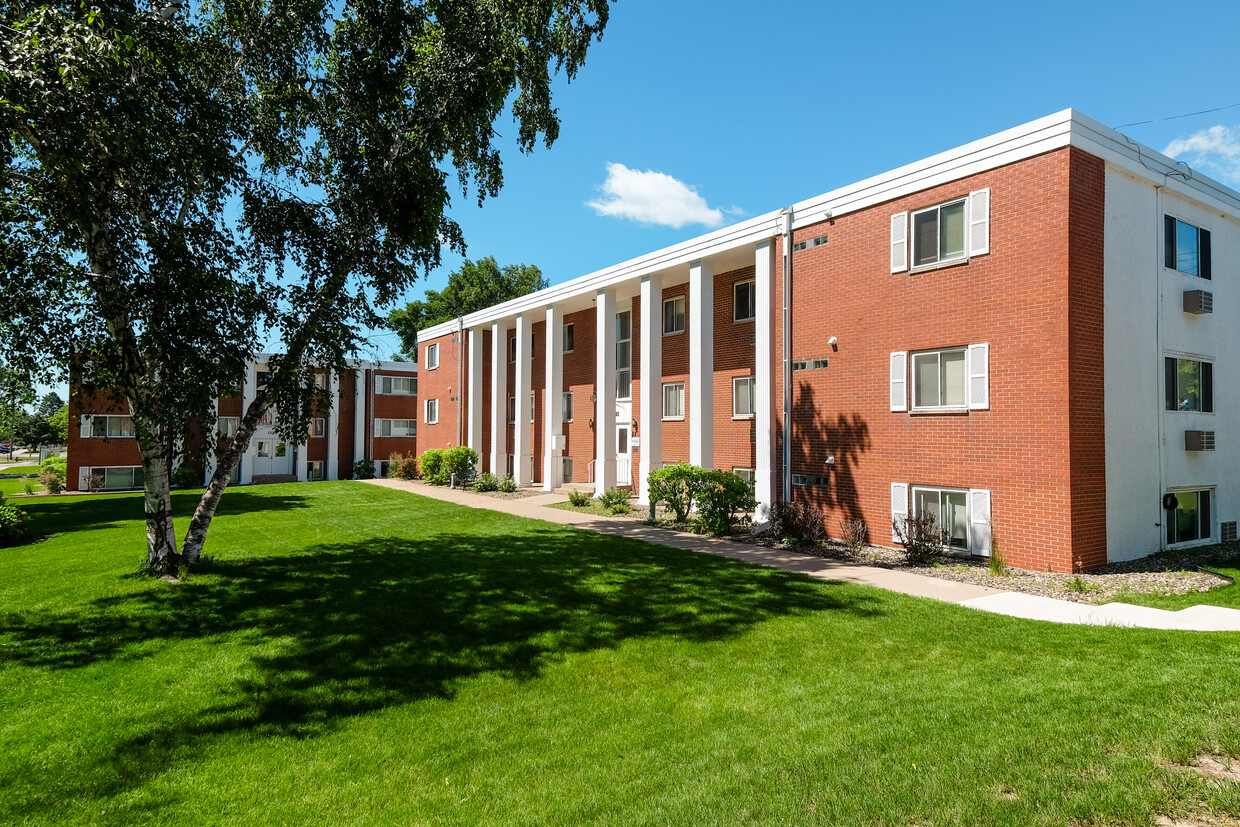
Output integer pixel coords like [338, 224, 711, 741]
[1183, 289, 1213, 315]
[1185, 430, 1215, 451]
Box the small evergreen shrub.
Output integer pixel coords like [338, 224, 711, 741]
[601, 487, 632, 515]
[0, 499, 30, 546]
[768, 500, 827, 546]
[838, 516, 868, 556]
[693, 470, 755, 536]
[38, 470, 64, 495]
[171, 466, 201, 489]
[498, 474, 517, 493]
[646, 462, 703, 523]
[567, 489, 591, 507]
[892, 512, 943, 566]
[353, 459, 376, 480]
[388, 452, 420, 480]
[473, 472, 500, 492]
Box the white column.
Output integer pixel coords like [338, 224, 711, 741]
[467, 328, 484, 470]
[327, 371, 341, 481]
[514, 313, 533, 486]
[353, 367, 365, 468]
[689, 260, 714, 469]
[595, 288, 617, 496]
[543, 305, 563, 492]
[295, 406, 309, 481]
[204, 397, 219, 484]
[490, 321, 509, 477]
[240, 360, 257, 484]
[754, 241, 774, 521]
[637, 274, 662, 505]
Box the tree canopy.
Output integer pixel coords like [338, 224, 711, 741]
[389, 257, 549, 359]
[1, 0, 611, 573]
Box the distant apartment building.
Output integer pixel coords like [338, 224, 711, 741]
[415, 110, 1240, 572]
[68, 356, 418, 490]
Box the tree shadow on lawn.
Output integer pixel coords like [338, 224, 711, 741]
[2, 526, 881, 809]
[24, 490, 313, 537]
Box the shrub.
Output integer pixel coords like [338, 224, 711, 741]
[839, 516, 868, 556]
[38, 456, 67, 475]
[418, 446, 478, 486]
[693, 470, 755, 536]
[498, 474, 517, 493]
[388, 452, 420, 480]
[601, 486, 632, 515]
[768, 500, 827, 547]
[171, 465, 201, 489]
[0, 500, 30, 546]
[646, 462, 703, 523]
[987, 520, 1006, 575]
[892, 512, 943, 566]
[86, 473, 104, 494]
[37, 470, 64, 495]
[418, 448, 442, 481]
[353, 459, 376, 480]
[19, 477, 36, 495]
[567, 489, 591, 507]
[473, 472, 500, 492]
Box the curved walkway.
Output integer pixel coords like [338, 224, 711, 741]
[362, 479, 1240, 631]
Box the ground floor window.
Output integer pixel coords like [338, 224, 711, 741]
[733, 468, 754, 483]
[376, 460, 392, 478]
[562, 456, 573, 482]
[307, 460, 325, 481]
[1167, 489, 1212, 545]
[911, 486, 970, 551]
[229, 463, 240, 485]
[93, 466, 143, 490]
[507, 454, 515, 477]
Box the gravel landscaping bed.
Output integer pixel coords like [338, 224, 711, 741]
[736, 533, 1238, 604]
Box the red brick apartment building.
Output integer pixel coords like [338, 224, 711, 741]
[416, 110, 1240, 572]
[69, 356, 418, 490]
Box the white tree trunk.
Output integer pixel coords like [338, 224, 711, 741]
[140, 445, 180, 576]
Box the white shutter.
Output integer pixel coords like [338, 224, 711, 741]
[967, 343, 989, 410]
[968, 189, 990, 256]
[891, 483, 909, 530]
[889, 352, 908, 412]
[373, 373, 382, 395]
[373, 419, 381, 438]
[80, 414, 94, 438]
[890, 212, 908, 273]
[969, 489, 992, 556]
[78, 466, 91, 492]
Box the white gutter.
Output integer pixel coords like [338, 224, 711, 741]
[780, 208, 793, 503]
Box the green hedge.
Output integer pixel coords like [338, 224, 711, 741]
[418, 446, 478, 486]
[645, 463, 754, 535]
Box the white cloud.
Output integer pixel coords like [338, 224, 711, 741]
[1163, 125, 1240, 185]
[587, 163, 729, 229]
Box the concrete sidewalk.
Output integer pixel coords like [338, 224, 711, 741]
[361, 479, 1240, 631]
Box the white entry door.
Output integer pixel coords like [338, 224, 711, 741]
[254, 440, 290, 476]
[616, 424, 631, 486]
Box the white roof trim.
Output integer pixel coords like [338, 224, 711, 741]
[418, 108, 1240, 343]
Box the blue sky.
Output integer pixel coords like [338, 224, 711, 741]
[357, 0, 1240, 359]
[38, 0, 1240, 399]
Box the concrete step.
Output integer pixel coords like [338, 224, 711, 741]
[251, 474, 298, 485]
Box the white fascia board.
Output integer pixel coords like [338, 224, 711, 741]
[369, 361, 418, 373]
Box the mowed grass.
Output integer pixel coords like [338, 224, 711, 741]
[2, 483, 1239, 825]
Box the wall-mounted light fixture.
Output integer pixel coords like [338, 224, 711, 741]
[828, 336, 838, 352]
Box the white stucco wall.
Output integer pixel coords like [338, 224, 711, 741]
[1104, 165, 1240, 560]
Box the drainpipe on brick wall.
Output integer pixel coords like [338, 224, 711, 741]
[456, 316, 464, 448]
[781, 207, 794, 502]
[367, 362, 374, 461]
[1154, 183, 1167, 552]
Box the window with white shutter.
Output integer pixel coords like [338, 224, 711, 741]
[890, 352, 907, 412]
[80, 414, 94, 439]
[890, 212, 908, 273]
[968, 189, 990, 256]
[891, 483, 909, 528]
[969, 489, 992, 556]
[967, 343, 990, 410]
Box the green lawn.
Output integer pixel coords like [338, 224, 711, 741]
[1109, 562, 1240, 611]
[2, 483, 1239, 825]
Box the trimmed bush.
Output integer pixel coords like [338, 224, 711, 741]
[498, 474, 517, 493]
[0, 499, 30, 546]
[768, 500, 827, 547]
[353, 459, 376, 480]
[38, 456, 67, 476]
[418, 446, 478, 486]
[892, 512, 944, 566]
[646, 462, 703, 523]
[693, 470, 755, 536]
[473, 472, 499, 492]
[567, 489, 590, 507]
[601, 487, 632, 515]
[388, 452, 419, 480]
[417, 449, 442, 481]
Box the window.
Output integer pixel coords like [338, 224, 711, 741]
[1165, 357, 1214, 413]
[275, 443, 287, 457]
[307, 461, 325, 481]
[314, 373, 327, 390]
[216, 417, 240, 438]
[912, 199, 966, 267]
[508, 395, 516, 423]
[1167, 489, 1212, 545]
[563, 323, 575, 353]
[734, 280, 755, 322]
[912, 348, 966, 410]
[792, 474, 829, 487]
[663, 382, 685, 420]
[562, 456, 573, 482]
[426, 343, 440, 369]
[913, 487, 970, 550]
[379, 376, 416, 395]
[733, 468, 755, 483]
[616, 310, 632, 400]
[95, 466, 143, 490]
[258, 409, 275, 427]
[228, 464, 240, 485]
[90, 415, 136, 439]
[378, 419, 416, 438]
[562, 391, 574, 422]
[508, 336, 517, 363]
[425, 399, 439, 425]
[733, 376, 756, 418]
[1165, 216, 1212, 279]
[663, 296, 685, 334]
[312, 418, 325, 437]
[376, 460, 392, 479]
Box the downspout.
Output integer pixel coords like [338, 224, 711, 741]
[1154, 182, 1166, 552]
[367, 361, 374, 461]
[456, 317, 464, 448]
[781, 207, 794, 502]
